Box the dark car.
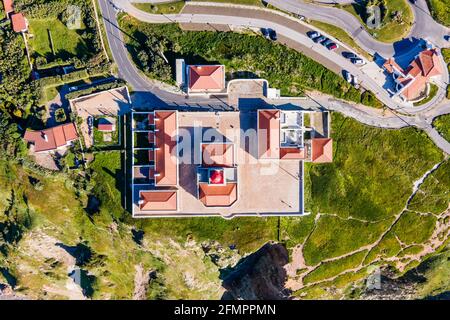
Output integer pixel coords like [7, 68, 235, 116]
[314, 35, 326, 43]
[342, 51, 357, 59]
[307, 31, 320, 39]
[327, 43, 338, 50]
[321, 38, 332, 46]
[268, 28, 277, 41]
[261, 28, 270, 39]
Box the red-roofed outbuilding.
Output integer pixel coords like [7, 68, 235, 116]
[11, 12, 27, 32]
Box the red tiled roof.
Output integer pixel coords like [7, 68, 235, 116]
[258, 110, 280, 159]
[3, 0, 13, 15]
[24, 123, 78, 153]
[280, 147, 306, 160]
[311, 138, 333, 163]
[11, 12, 26, 32]
[154, 111, 177, 186]
[202, 143, 234, 167]
[199, 182, 237, 207]
[188, 65, 225, 91]
[139, 191, 177, 211]
[98, 123, 114, 131]
[388, 49, 443, 101]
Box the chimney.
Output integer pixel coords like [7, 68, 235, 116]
[42, 132, 48, 142]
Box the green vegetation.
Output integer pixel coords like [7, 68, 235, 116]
[302, 214, 391, 265]
[432, 114, 450, 143]
[54, 108, 66, 123]
[119, 15, 383, 108]
[341, 0, 413, 43]
[415, 245, 450, 298]
[426, 0, 450, 26]
[28, 18, 89, 62]
[408, 160, 450, 214]
[413, 84, 438, 106]
[303, 250, 367, 284]
[93, 117, 119, 147]
[0, 28, 40, 118]
[393, 211, 437, 245]
[308, 113, 443, 221]
[132, 1, 186, 14]
[308, 20, 371, 60]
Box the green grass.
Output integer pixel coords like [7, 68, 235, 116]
[308, 113, 443, 221]
[93, 116, 119, 147]
[364, 231, 402, 263]
[118, 16, 383, 108]
[408, 160, 450, 214]
[433, 114, 450, 142]
[0, 1, 5, 21]
[393, 211, 437, 245]
[132, 1, 186, 14]
[308, 20, 371, 60]
[303, 250, 367, 284]
[413, 84, 438, 106]
[341, 0, 413, 43]
[302, 214, 391, 265]
[28, 18, 89, 62]
[426, 0, 450, 26]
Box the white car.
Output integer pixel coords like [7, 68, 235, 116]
[352, 75, 359, 86]
[345, 71, 352, 83]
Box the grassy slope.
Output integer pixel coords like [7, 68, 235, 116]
[118, 16, 383, 108]
[426, 0, 450, 26]
[132, 1, 186, 14]
[433, 114, 450, 143]
[341, 0, 413, 43]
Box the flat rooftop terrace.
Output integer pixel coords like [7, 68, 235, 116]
[132, 111, 303, 218]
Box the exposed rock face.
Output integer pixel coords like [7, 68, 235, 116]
[221, 242, 291, 300]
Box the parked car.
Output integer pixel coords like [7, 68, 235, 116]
[351, 58, 364, 65]
[268, 28, 277, 41]
[296, 14, 306, 21]
[68, 86, 77, 92]
[445, 35, 450, 41]
[261, 28, 270, 39]
[344, 71, 352, 83]
[342, 51, 357, 59]
[327, 42, 338, 50]
[321, 38, 332, 46]
[307, 31, 320, 39]
[313, 35, 326, 43]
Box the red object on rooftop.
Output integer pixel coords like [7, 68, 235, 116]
[209, 170, 224, 185]
[11, 12, 27, 32]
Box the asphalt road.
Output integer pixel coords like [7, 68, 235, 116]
[98, 0, 450, 153]
[266, 0, 450, 55]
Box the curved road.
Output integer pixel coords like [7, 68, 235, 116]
[267, 0, 450, 55]
[99, 0, 450, 153]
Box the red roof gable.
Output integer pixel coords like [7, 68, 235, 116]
[11, 12, 26, 32]
[3, 0, 13, 15]
[258, 110, 280, 159]
[154, 111, 177, 186]
[24, 123, 78, 153]
[139, 191, 177, 211]
[202, 143, 234, 167]
[311, 138, 333, 163]
[199, 182, 237, 207]
[188, 65, 225, 91]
